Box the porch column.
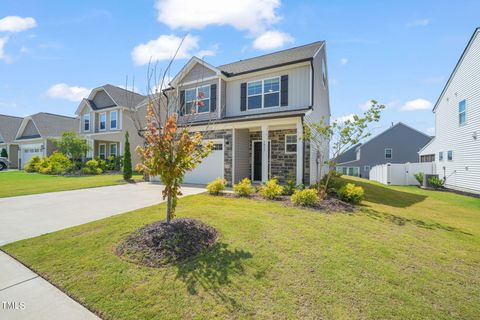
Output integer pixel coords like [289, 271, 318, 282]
[296, 120, 303, 185]
[86, 138, 94, 158]
[261, 124, 269, 182]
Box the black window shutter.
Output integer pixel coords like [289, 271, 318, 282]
[210, 84, 217, 112]
[179, 90, 185, 115]
[240, 83, 247, 111]
[281, 75, 288, 106]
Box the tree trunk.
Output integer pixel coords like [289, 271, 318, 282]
[166, 194, 172, 223]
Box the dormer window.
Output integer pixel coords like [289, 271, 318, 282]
[83, 114, 90, 132]
[99, 112, 106, 131]
[110, 111, 118, 129]
[185, 85, 210, 114]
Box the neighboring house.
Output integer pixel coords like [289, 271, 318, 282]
[0, 114, 23, 168]
[165, 41, 331, 185]
[337, 122, 432, 179]
[75, 84, 147, 165]
[419, 28, 480, 194]
[14, 113, 78, 169]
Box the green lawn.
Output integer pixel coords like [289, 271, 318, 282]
[2, 177, 480, 319]
[0, 171, 142, 197]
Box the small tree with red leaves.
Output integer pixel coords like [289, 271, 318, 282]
[136, 104, 213, 223]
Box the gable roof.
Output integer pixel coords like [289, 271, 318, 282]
[170, 56, 222, 86]
[0, 114, 23, 143]
[101, 84, 145, 108]
[433, 27, 480, 112]
[16, 113, 78, 140]
[218, 41, 324, 76]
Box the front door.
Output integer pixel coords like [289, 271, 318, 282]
[252, 141, 270, 181]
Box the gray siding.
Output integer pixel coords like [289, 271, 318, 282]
[182, 62, 217, 83]
[93, 90, 116, 109]
[340, 123, 432, 178]
[20, 120, 40, 138]
[225, 64, 311, 117]
[233, 128, 250, 183]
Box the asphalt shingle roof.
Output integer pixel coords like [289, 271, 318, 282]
[218, 41, 324, 76]
[0, 114, 23, 143]
[101, 84, 145, 109]
[29, 113, 79, 137]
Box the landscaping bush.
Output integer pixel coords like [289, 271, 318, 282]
[81, 159, 103, 175]
[107, 155, 123, 171]
[291, 189, 319, 207]
[207, 178, 227, 195]
[1, 148, 7, 158]
[24, 156, 41, 172]
[338, 183, 364, 204]
[414, 172, 424, 185]
[233, 178, 255, 197]
[259, 178, 284, 200]
[123, 131, 132, 180]
[27, 152, 73, 175]
[283, 178, 297, 196]
[428, 176, 444, 189]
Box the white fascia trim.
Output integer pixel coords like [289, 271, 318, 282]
[75, 99, 93, 116]
[88, 87, 119, 106]
[15, 116, 42, 140]
[224, 61, 310, 82]
[171, 56, 223, 87]
[188, 116, 302, 132]
[312, 42, 325, 58]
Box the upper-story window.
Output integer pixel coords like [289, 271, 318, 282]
[385, 148, 392, 159]
[110, 111, 118, 129]
[247, 77, 280, 110]
[185, 85, 210, 114]
[459, 100, 466, 125]
[439, 151, 444, 161]
[447, 150, 453, 161]
[83, 114, 90, 132]
[99, 112, 106, 131]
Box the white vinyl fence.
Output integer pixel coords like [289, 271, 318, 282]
[369, 162, 436, 185]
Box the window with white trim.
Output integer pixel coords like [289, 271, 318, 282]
[459, 100, 466, 125]
[99, 112, 106, 131]
[447, 150, 453, 161]
[285, 134, 297, 154]
[110, 111, 118, 129]
[185, 85, 210, 114]
[99, 144, 106, 159]
[439, 151, 444, 161]
[247, 77, 280, 110]
[385, 148, 392, 159]
[83, 114, 90, 132]
[110, 143, 117, 157]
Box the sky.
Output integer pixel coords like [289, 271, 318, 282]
[0, 0, 479, 136]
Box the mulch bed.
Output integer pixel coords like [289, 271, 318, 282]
[115, 218, 218, 268]
[223, 192, 356, 213]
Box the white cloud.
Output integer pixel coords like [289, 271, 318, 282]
[155, 0, 281, 34]
[46, 83, 91, 102]
[0, 37, 10, 62]
[0, 16, 37, 33]
[20, 45, 28, 54]
[333, 114, 355, 124]
[253, 30, 293, 50]
[407, 19, 430, 27]
[340, 58, 348, 65]
[400, 98, 433, 111]
[131, 34, 201, 65]
[358, 100, 373, 111]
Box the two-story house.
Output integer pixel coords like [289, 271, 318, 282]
[419, 28, 480, 194]
[165, 41, 331, 185]
[337, 122, 432, 178]
[75, 84, 147, 165]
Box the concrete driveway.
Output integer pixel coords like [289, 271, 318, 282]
[0, 182, 205, 319]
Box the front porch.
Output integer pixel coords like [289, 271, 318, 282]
[86, 139, 121, 159]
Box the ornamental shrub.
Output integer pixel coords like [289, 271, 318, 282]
[291, 189, 319, 207]
[81, 159, 103, 175]
[24, 156, 41, 172]
[233, 178, 255, 197]
[123, 131, 132, 180]
[259, 178, 284, 200]
[1, 148, 7, 158]
[414, 172, 424, 185]
[207, 178, 227, 195]
[338, 183, 364, 204]
[428, 176, 444, 189]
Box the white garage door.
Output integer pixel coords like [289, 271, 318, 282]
[20, 144, 44, 169]
[184, 139, 224, 184]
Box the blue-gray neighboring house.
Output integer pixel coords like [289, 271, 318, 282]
[336, 122, 432, 178]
